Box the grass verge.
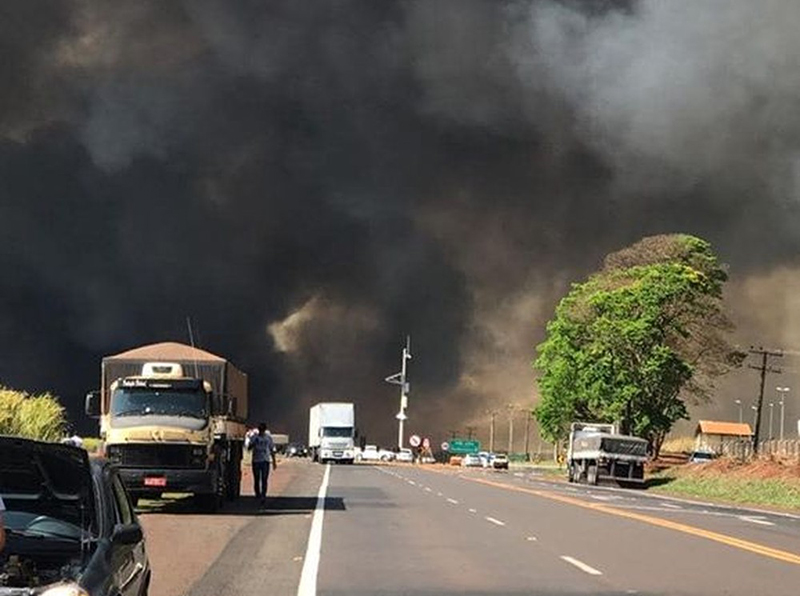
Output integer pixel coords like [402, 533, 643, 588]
[649, 468, 800, 510]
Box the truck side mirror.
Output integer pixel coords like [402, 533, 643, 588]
[85, 391, 100, 418]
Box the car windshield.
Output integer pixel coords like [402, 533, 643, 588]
[111, 387, 207, 420]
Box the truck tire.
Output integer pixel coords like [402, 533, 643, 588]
[587, 464, 598, 486]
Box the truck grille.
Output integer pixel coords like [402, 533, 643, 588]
[113, 444, 200, 468]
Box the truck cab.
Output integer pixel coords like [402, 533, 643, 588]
[87, 354, 246, 511]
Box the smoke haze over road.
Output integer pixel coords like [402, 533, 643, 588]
[2, 1, 800, 442]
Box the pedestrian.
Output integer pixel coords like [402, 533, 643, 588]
[245, 423, 277, 506]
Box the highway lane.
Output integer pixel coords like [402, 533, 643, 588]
[317, 463, 606, 596]
[371, 464, 800, 595]
[136, 460, 800, 596]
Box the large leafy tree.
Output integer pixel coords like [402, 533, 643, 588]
[534, 234, 743, 456]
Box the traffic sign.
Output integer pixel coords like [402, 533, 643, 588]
[422, 437, 430, 449]
[409, 434, 421, 447]
[441, 442, 450, 451]
[448, 439, 480, 454]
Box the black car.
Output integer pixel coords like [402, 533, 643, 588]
[1, 436, 151, 596]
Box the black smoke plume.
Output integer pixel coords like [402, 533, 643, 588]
[2, 1, 800, 444]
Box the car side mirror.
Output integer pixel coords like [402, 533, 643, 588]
[85, 391, 100, 418]
[112, 523, 143, 546]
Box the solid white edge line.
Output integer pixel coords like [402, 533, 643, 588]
[485, 516, 506, 526]
[297, 464, 331, 596]
[560, 556, 602, 576]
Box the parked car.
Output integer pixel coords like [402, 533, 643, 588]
[0, 435, 151, 596]
[689, 450, 717, 463]
[461, 453, 482, 467]
[492, 453, 509, 469]
[448, 455, 463, 466]
[478, 451, 492, 468]
[378, 448, 396, 462]
[396, 448, 414, 463]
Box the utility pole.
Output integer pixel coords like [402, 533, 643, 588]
[748, 346, 782, 453]
[384, 336, 412, 449]
[506, 404, 516, 455]
[777, 387, 790, 440]
[524, 410, 533, 462]
[734, 399, 742, 424]
[486, 410, 498, 452]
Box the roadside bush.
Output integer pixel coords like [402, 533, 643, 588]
[0, 386, 67, 441]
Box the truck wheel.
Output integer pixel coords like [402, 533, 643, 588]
[587, 464, 598, 486]
[567, 465, 575, 483]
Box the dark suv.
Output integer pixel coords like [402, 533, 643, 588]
[1, 436, 151, 596]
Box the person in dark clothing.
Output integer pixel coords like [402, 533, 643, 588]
[246, 422, 277, 505]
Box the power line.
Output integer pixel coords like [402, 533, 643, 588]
[748, 346, 782, 452]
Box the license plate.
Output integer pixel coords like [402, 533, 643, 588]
[333, 451, 343, 457]
[144, 477, 167, 487]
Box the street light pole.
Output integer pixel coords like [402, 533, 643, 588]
[734, 399, 742, 424]
[751, 405, 758, 431]
[768, 403, 774, 440]
[384, 336, 412, 449]
[777, 387, 790, 440]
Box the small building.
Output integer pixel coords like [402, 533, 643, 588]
[694, 420, 752, 454]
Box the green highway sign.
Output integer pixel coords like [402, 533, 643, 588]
[448, 439, 480, 454]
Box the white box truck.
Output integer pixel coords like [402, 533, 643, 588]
[309, 402, 355, 464]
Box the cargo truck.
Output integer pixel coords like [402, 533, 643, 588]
[308, 402, 355, 464]
[566, 422, 648, 486]
[85, 342, 248, 511]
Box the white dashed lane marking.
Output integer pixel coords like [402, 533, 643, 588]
[485, 516, 506, 527]
[560, 556, 602, 576]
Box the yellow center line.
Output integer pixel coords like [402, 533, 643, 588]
[460, 475, 800, 566]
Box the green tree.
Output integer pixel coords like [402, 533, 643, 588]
[0, 386, 67, 441]
[534, 234, 743, 456]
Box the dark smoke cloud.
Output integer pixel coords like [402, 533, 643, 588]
[1, 0, 800, 444]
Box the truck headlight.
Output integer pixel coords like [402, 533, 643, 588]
[105, 445, 121, 463]
[40, 583, 90, 596]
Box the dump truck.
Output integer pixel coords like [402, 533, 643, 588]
[566, 422, 648, 486]
[86, 342, 248, 510]
[308, 402, 356, 464]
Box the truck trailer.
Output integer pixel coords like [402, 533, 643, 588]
[566, 422, 648, 486]
[308, 402, 355, 464]
[86, 342, 248, 511]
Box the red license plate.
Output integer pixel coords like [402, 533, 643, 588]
[143, 477, 167, 487]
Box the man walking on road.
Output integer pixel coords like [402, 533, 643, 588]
[246, 423, 277, 506]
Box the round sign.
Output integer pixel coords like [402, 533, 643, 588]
[441, 441, 450, 451]
[422, 437, 431, 449]
[409, 434, 421, 447]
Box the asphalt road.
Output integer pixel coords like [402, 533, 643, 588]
[138, 460, 800, 596]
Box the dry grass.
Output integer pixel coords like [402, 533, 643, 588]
[660, 436, 695, 454]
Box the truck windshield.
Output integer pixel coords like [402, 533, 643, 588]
[111, 388, 208, 420]
[322, 427, 352, 438]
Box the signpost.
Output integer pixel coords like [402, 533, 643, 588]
[448, 439, 480, 454]
[441, 442, 450, 452]
[422, 437, 431, 449]
[409, 434, 421, 448]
